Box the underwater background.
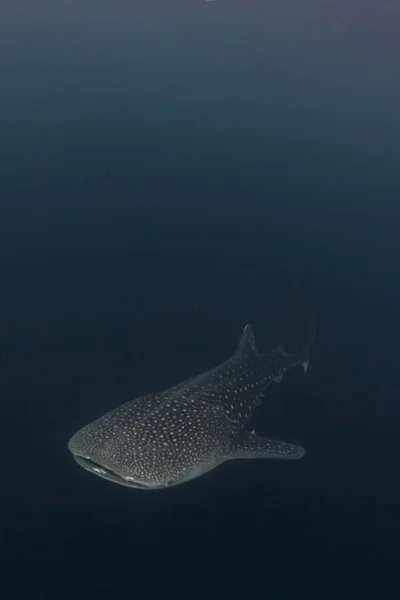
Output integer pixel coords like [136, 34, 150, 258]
[1, 0, 400, 597]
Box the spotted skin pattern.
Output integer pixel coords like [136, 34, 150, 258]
[68, 324, 313, 490]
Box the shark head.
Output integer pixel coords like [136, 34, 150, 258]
[68, 393, 228, 490]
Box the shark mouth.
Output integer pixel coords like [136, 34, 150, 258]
[71, 455, 149, 488]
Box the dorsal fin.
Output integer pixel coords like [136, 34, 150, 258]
[233, 324, 259, 360]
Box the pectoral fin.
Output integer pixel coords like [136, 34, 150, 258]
[230, 431, 305, 460]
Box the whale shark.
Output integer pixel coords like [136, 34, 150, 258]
[68, 319, 314, 490]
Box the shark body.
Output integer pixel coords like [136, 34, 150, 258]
[68, 321, 314, 490]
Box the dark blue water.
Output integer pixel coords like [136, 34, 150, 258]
[1, 1, 400, 598]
